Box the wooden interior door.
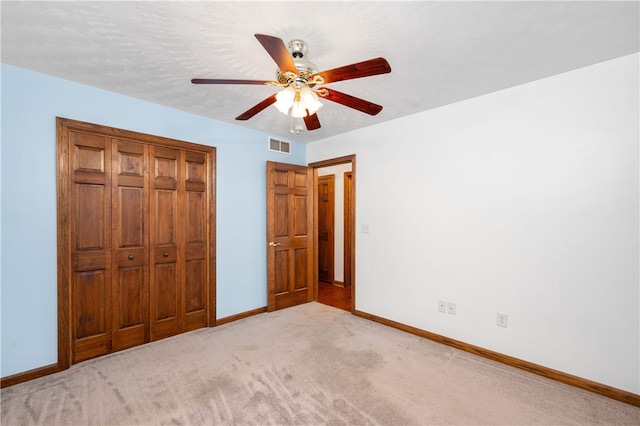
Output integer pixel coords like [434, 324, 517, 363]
[183, 150, 209, 331]
[111, 139, 149, 352]
[149, 146, 182, 341]
[70, 131, 113, 363]
[266, 161, 314, 311]
[317, 175, 335, 283]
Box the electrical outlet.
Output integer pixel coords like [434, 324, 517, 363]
[447, 302, 456, 315]
[438, 300, 446, 313]
[497, 313, 508, 328]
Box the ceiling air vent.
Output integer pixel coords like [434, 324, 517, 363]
[268, 137, 291, 154]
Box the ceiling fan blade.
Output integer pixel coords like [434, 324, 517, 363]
[191, 78, 273, 85]
[320, 88, 383, 115]
[255, 34, 298, 75]
[312, 57, 391, 84]
[235, 94, 277, 120]
[304, 113, 321, 131]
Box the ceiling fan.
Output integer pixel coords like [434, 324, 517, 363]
[191, 34, 391, 133]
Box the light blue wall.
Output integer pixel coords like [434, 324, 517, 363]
[0, 64, 306, 377]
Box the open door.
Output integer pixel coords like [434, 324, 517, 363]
[317, 175, 335, 283]
[266, 161, 314, 311]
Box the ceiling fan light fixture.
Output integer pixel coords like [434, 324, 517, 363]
[300, 86, 323, 115]
[291, 100, 307, 118]
[274, 86, 295, 114]
[274, 85, 323, 118]
[193, 34, 390, 131]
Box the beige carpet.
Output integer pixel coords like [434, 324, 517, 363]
[2, 302, 639, 425]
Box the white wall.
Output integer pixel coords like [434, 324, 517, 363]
[318, 164, 352, 283]
[308, 54, 639, 394]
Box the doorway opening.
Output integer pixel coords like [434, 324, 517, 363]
[309, 155, 355, 312]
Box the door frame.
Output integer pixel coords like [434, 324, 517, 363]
[343, 171, 353, 288]
[309, 155, 356, 311]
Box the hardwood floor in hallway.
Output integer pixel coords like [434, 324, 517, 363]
[317, 282, 351, 311]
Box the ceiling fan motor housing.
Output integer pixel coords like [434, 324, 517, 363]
[288, 39, 307, 58]
[275, 39, 320, 84]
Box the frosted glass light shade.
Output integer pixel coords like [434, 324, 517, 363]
[291, 102, 307, 118]
[273, 85, 323, 117]
[274, 86, 295, 114]
[300, 86, 323, 115]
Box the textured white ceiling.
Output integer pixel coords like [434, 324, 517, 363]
[1, 1, 638, 143]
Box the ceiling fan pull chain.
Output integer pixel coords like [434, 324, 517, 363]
[290, 115, 304, 135]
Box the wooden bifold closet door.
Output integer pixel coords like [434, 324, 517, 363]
[57, 118, 216, 367]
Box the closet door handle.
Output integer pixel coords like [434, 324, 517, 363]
[128, 255, 134, 260]
[163, 252, 169, 257]
[268, 241, 281, 247]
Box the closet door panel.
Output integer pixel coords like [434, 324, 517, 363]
[185, 259, 205, 312]
[150, 147, 182, 340]
[154, 190, 177, 244]
[117, 266, 144, 328]
[152, 245, 178, 334]
[154, 263, 178, 319]
[70, 131, 112, 363]
[75, 185, 106, 249]
[73, 269, 108, 362]
[111, 140, 149, 352]
[184, 151, 208, 330]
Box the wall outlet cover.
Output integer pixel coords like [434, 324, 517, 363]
[447, 302, 456, 315]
